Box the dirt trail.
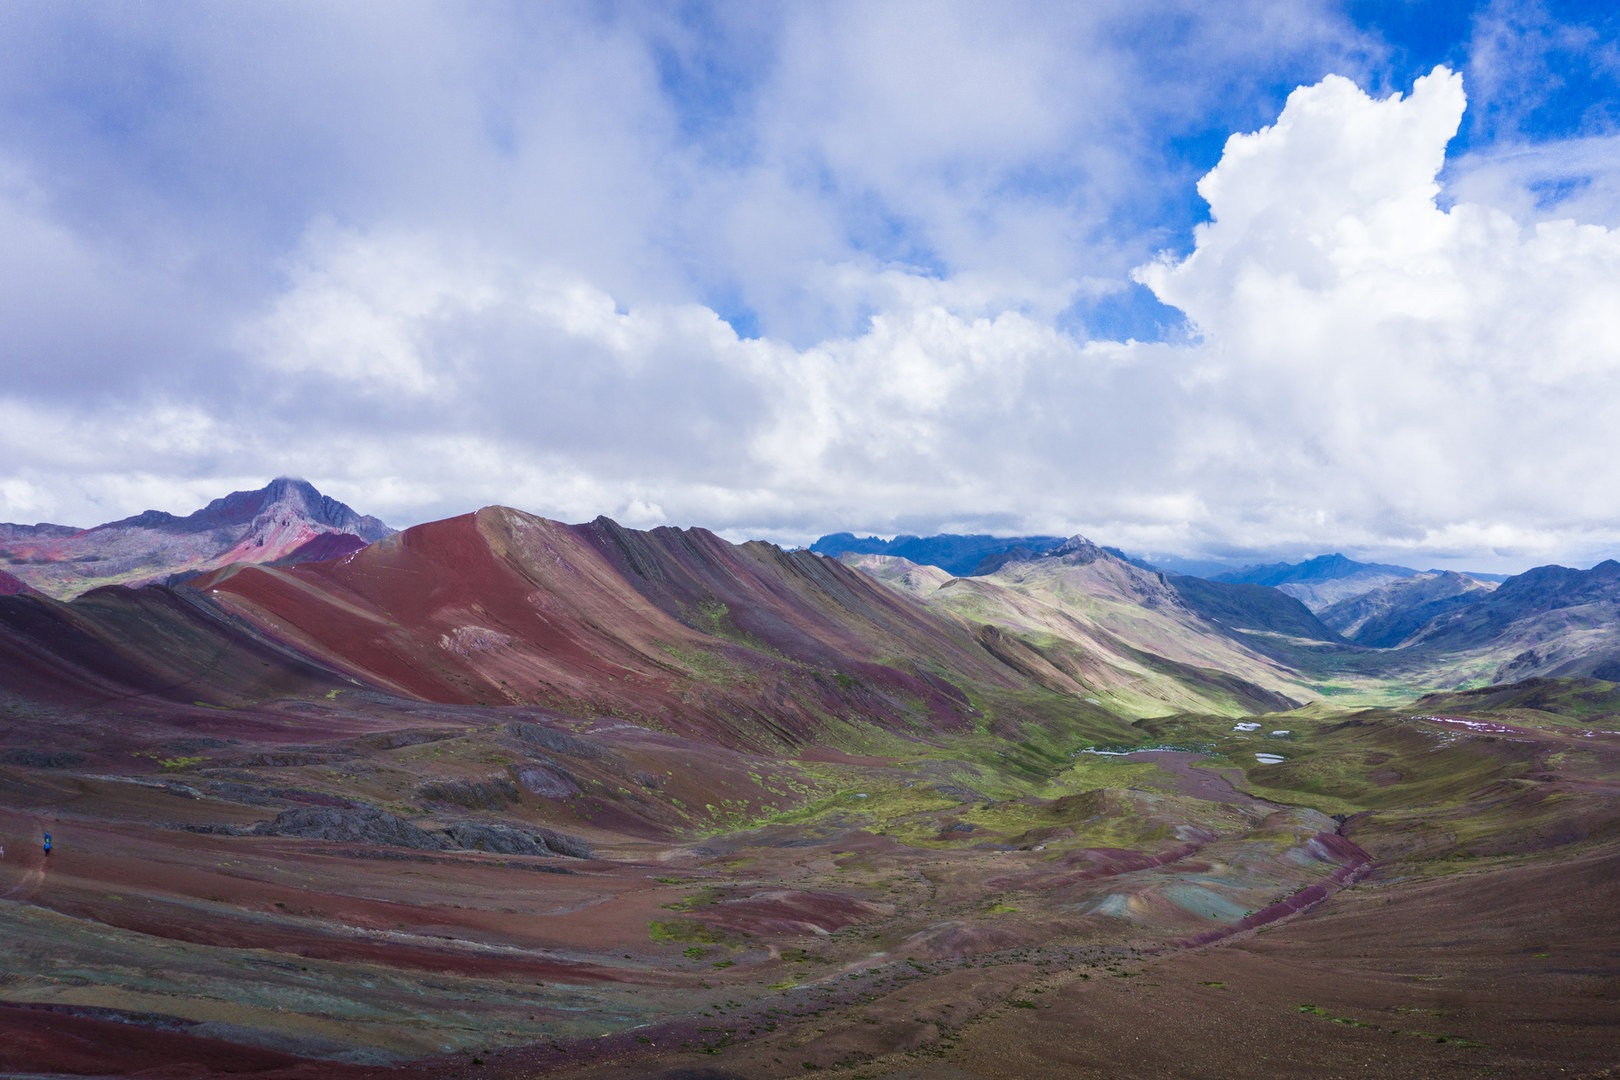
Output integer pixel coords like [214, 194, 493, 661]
[0, 817, 48, 902]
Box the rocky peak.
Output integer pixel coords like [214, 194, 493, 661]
[1048, 534, 1110, 566]
[99, 478, 392, 542]
[248, 478, 393, 542]
[1, 479, 394, 598]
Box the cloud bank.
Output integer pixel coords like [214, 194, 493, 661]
[1, 5, 1618, 572]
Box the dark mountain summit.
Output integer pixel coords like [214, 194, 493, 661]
[99, 477, 391, 541]
[1410, 559, 1620, 655]
[1213, 553, 1419, 588]
[809, 532, 1065, 576]
[1045, 535, 1110, 564]
[1211, 554, 1423, 613]
[1489, 559, 1620, 609]
[0, 477, 393, 598]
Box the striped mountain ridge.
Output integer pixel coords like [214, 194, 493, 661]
[0, 503, 1308, 768]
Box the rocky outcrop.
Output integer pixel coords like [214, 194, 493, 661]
[252, 807, 450, 850]
[0, 748, 86, 768]
[508, 720, 609, 760]
[514, 764, 581, 798]
[415, 776, 521, 809]
[443, 822, 592, 858]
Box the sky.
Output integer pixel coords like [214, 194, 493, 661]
[1, 1, 1618, 573]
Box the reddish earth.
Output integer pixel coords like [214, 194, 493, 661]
[922, 846, 1620, 1079]
[8, 712, 1611, 1079]
[274, 532, 371, 566]
[0, 1003, 354, 1080]
[183, 507, 1023, 753]
[2, 510, 1618, 1078]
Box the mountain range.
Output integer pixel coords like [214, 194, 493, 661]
[9, 490, 1620, 713]
[3, 483, 1620, 1077]
[814, 532, 1615, 683]
[0, 477, 392, 599]
[1210, 551, 1508, 613]
[843, 538, 1310, 716]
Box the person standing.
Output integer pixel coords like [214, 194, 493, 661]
[42, 831, 51, 856]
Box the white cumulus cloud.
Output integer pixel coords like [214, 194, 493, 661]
[1134, 66, 1620, 566]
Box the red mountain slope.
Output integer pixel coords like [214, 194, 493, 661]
[0, 583, 354, 709]
[196, 507, 1022, 750]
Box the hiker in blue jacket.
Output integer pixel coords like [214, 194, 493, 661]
[42, 831, 51, 856]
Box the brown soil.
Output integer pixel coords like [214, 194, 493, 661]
[4, 615, 1618, 1079]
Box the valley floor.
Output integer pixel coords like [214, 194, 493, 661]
[2, 691, 1618, 1079]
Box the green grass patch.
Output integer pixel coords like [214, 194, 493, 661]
[648, 920, 725, 945]
[654, 640, 754, 686]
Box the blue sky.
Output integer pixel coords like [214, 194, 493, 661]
[0, 1, 1617, 572]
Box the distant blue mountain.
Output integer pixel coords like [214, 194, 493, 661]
[1404, 559, 1620, 678]
[809, 533, 1065, 577]
[1213, 553, 1420, 587]
[1427, 568, 1510, 583]
[1165, 573, 1345, 644]
[814, 531, 1346, 644]
[1118, 553, 1238, 579]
